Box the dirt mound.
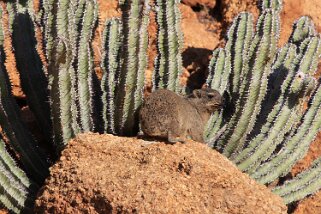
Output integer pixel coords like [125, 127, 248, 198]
[34, 133, 287, 213]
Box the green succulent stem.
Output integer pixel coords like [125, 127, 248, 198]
[153, 0, 185, 94]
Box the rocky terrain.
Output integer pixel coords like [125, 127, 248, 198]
[34, 133, 287, 213]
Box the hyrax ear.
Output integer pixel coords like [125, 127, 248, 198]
[192, 89, 203, 98]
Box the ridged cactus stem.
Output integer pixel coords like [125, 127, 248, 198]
[230, 17, 319, 170]
[204, 0, 321, 205]
[260, 0, 282, 11]
[47, 0, 98, 149]
[101, 19, 122, 134]
[289, 16, 317, 45]
[56, 0, 70, 39]
[204, 49, 226, 144]
[0, 19, 38, 212]
[49, 39, 74, 150]
[42, 0, 56, 62]
[153, 0, 184, 93]
[204, 111, 224, 146]
[134, 0, 150, 110]
[252, 78, 321, 184]
[0, 140, 37, 213]
[76, 0, 97, 132]
[205, 13, 254, 145]
[114, 0, 150, 135]
[67, 0, 87, 136]
[0, 8, 3, 46]
[206, 49, 227, 93]
[272, 157, 321, 204]
[249, 43, 298, 135]
[226, 13, 254, 100]
[233, 44, 298, 167]
[222, 8, 280, 157]
[0, 50, 48, 184]
[0, 140, 37, 192]
[234, 37, 321, 173]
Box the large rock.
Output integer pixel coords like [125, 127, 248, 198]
[35, 133, 287, 213]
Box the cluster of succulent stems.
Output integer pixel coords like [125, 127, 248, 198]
[0, 0, 321, 213]
[205, 0, 321, 205]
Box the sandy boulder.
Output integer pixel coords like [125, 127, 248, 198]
[35, 133, 287, 213]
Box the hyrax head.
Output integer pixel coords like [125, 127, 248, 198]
[188, 88, 223, 113]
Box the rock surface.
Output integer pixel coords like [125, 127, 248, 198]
[294, 190, 321, 214]
[35, 133, 287, 214]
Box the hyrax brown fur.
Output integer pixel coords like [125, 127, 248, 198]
[139, 88, 223, 143]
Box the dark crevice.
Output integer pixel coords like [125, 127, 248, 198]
[15, 97, 27, 108]
[210, 0, 223, 22]
[287, 202, 299, 214]
[191, 3, 204, 12]
[182, 47, 212, 91]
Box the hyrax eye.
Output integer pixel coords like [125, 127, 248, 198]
[207, 93, 217, 99]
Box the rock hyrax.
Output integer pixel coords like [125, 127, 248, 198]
[139, 88, 223, 143]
